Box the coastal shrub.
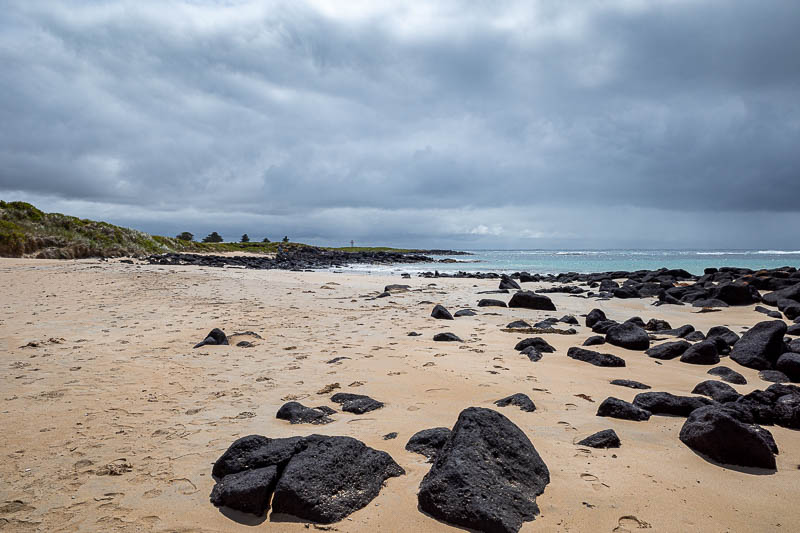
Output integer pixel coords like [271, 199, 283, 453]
[176, 232, 194, 241]
[203, 232, 224, 243]
[241, 234, 249, 243]
[0, 219, 28, 256]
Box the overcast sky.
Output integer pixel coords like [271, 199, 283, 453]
[2, 0, 799, 249]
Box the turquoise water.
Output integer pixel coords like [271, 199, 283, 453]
[337, 250, 800, 276]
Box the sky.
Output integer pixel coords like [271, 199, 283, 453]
[1, 0, 799, 250]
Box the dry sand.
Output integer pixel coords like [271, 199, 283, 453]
[1, 257, 798, 532]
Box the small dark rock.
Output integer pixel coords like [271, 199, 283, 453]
[431, 304, 454, 320]
[606, 322, 650, 351]
[583, 335, 605, 346]
[494, 393, 536, 412]
[691, 380, 741, 403]
[405, 427, 451, 461]
[610, 379, 651, 390]
[514, 337, 555, 353]
[680, 340, 720, 365]
[646, 340, 691, 360]
[276, 402, 334, 424]
[596, 397, 651, 421]
[577, 429, 621, 449]
[708, 366, 747, 385]
[194, 328, 229, 349]
[759, 370, 790, 383]
[330, 393, 384, 414]
[508, 291, 557, 311]
[433, 332, 462, 342]
[567, 347, 626, 367]
[478, 299, 507, 308]
[632, 391, 714, 417]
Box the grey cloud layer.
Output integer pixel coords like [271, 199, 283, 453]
[1, 0, 799, 246]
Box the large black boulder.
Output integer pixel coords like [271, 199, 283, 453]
[680, 340, 720, 365]
[708, 366, 747, 385]
[211, 435, 404, 522]
[508, 291, 556, 311]
[691, 380, 741, 403]
[646, 340, 691, 360]
[494, 393, 536, 412]
[418, 407, 550, 533]
[596, 397, 651, 421]
[776, 353, 800, 382]
[514, 337, 555, 353]
[706, 326, 740, 347]
[585, 308, 607, 328]
[499, 275, 521, 290]
[605, 322, 650, 351]
[330, 393, 384, 414]
[710, 282, 760, 306]
[730, 320, 788, 370]
[679, 406, 776, 470]
[276, 402, 334, 424]
[632, 392, 714, 417]
[567, 347, 626, 367]
[577, 429, 621, 449]
[761, 282, 800, 307]
[591, 320, 619, 334]
[405, 427, 451, 461]
[271, 435, 405, 523]
[431, 304, 454, 320]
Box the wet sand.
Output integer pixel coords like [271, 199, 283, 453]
[1, 257, 798, 532]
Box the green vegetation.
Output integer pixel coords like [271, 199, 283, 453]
[0, 200, 435, 259]
[202, 231, 224, 243]
[240, 233, 250, 243]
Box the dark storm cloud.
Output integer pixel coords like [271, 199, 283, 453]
[1, 0, 799, 247]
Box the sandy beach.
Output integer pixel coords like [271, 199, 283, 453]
[1, 257, 799, 532]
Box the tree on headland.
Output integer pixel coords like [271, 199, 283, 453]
[262, 237, 270, 243]
[202, 231, 223, 243]
[282, 236, 289, 243]
[240, 234, 250, 243]
[176, 232, 194, 241]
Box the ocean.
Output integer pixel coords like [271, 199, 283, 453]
[335, 249, 800, 276]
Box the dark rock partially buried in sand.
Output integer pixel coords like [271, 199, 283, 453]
[405, 427, 452, 461]
[433, 332, 462, 342]
[730, 320, 787, 370]
[494, 393, 536, 412]
[567, 347, 626, 367]
[508, 290, 557, 311]
[583, 335, 605, 346]
[276, 402, 334, 424]
[679, 406, 777, 470]
[520, 346, 543, 362]
[418, 407, 550, 533]
[478, 299, 507, 308]
[585, 308, 607, 328]
[691, 380, 741, 403]
[758, 370, 790, 383]
[606, 322, 650, 350]
[431, 304, 454, 320]
[646, 340, 691, 360]
[706, 326, 740, 347]
[632, 391, 714, 417]
[514, 337, 555, 353]
[776, 352, 800, 382]
[708, 366, 747, 385]
[194, 328, 229, 348]
[577, 429, 621, 449]
[596, 397, 651, 421]
[454, 309, 477, 317]
[680, 340, 720, 365]
[330, 393, 384, 414]
[211, 434, 404, 521]
[610, 379, 651, 390]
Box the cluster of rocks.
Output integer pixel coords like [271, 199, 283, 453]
[147, 247, 451, 271]
[213, 408, 550, 532]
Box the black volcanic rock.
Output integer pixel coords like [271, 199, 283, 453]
[507, 320, 532, 329]
[583, 335, 606, 346]
[494, 393, 536, 412]
[567, 347, 626, 367]
[646, 340, 691, 360]
[431, 304, 454, 320]
[271, 435, 405, 523]
[211, 434, 404, 521]
[521, 347, 543, 362]
[662, 324, 696, 338]
[433, 332, 462, 342]
[610, 379, 651, 390]
[606, 322, 650, 351]
[679, 406, 776, 470]
[276, 402, 334, 424]
[632, 392, 714, 417]
[405, 427, 451, 461]
[508, 291, 556, 311]
[417, 407, 550, 533]
[776, 353, 800, 382]
[210, 466, 279, 515]
[330, 393, 384, 414]
[645, 318, 672, 331]
[706, 326, 740, 347]
[499, 274, 521, 290]
[761, 282, 800, 307]
[585, 308, 607, 328]
[680, 340, 720, 365]
[478, 299, 507, 308]
[577, 429, 621, 449]
[591, 320, 619, 334]
[759, 370, 790, 383]
[515, 337, 555, 353]
[454, 309, 477, 317]
[730, 320, 788, 370]
[596, 397, 651, 421]
[691, 380, 741, 403]
[707, 366, 748, 385]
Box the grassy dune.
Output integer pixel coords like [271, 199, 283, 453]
[0, 201, 417, 259]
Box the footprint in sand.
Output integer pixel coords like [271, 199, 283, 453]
[581, 472, 610, 490]
[613, 515, 652, 531]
